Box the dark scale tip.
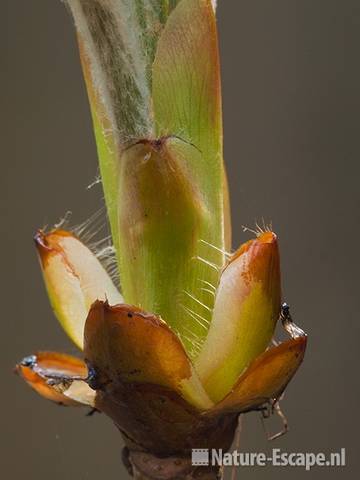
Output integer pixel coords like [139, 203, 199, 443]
[281, 302, 290, 317]
[33, 230, 53, 266]
[33, 230, 47, 249]
[86, 364, 99, 390]
[86, 407, 100, 417]
[86, 363, 107, 391]
[20, 355, 37, 368]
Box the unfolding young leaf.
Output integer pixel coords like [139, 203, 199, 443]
[35, 230, 123, 349]
[195, 232, 281, 402]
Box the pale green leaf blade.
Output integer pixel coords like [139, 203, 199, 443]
[148, 0, 226, 351]
[66, 0, 180, 256]
[117, 137, 222, 356]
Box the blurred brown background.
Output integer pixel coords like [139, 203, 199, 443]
[2, 1, 359, 478]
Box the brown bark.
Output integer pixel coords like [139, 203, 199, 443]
[124, 448, 223, 480]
